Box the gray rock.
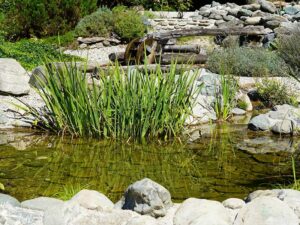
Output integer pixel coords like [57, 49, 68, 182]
[259, 0, 277, 13]
[284, 6, 299, 15]
[117, 178, 172, 218]
[237, 8, 253, 17]
[234, 196, 298, 225]
[271, 119, 296, 134]
[248, 114, 277, 131]
[186, 94, 216, 125]
[223, 15, 236, 21]
[21, 197, 64, 212]
[68, 189, 114, 211]
[174, 198, 231, 225]
[0, 58, 30, 96]
[222, 198, 245, 210]
[0, 194, 20, 207]
[232, 108, 246, 115]
[228, 8, 241, 17]
[265, 20, 281, 29]
[243, 4, 261, 11]
[79, 43, 88, 49]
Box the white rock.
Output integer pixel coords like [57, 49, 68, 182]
[222, 198, 245, 210]
[234, 196, 298, 225]
[173, 198, 231, 225]
[126, 216, 159, 225]
[21, 197, 64, 212]
[68, 189, 114, 211]
[0, 58, 30, 96]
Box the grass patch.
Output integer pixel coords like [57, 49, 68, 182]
[52, 183, 88, 201]
[207, 47, 289, 77]
[22, 61, 200, 140]
[256, 79, 297, 107]
[0, 39, 81, 70]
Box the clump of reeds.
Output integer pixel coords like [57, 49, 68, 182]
[24, 61, 200, 140]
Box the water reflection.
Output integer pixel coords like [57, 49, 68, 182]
[0, 125, 299, 202]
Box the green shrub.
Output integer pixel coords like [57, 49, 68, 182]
[75, 7, 114, 38]
[2, 0, 98, 40]
[256, 79, 297, 107]
[99, 0, 193, 11]
[207, 47, 289, 77]
[277, 25, 300, 81]
[22, 61, 200, 140]
[237, 100, 248, 111]
[75, 6, 146, 40]
[0, 39, 79, 70]
[40, 32, 76, 47]
[112, 7, 147, 41]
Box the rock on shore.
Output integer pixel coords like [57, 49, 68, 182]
[1, 178, 300, 225]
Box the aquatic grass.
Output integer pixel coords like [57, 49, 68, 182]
[52, 183, 89, 201]
[24, 60, 200, 140]
[214, 75, 238, 121]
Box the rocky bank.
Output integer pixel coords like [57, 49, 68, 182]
[1, 178, 300, 225]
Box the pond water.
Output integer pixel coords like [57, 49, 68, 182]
[0, 123, 300, 202]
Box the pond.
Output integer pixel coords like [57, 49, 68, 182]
[0, 123, 299, 202]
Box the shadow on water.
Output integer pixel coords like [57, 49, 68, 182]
[0, 123, 300, 202]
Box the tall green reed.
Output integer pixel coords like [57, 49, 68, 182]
[23, 60, 201, 140]
[214, 75, 237, 121]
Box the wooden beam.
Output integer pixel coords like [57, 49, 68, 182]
[150, 26, 270, 41]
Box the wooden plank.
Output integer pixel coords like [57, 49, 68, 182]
[150, 26, 270, 41]
[163, 45, 201, 54]
[159, 53, 207, 65]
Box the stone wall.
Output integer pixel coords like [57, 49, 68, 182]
[146, 0, 300, 34]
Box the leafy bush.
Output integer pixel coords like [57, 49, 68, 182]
[2, 0, 98, 40]
[277, 25, 300, 81]
[0, 39, 79, 70]
[40, 32, 76, 47]
[207, 47, 289, 77]
[23, 61, 200, 140]
[256, 79, 297, 107]
[75, 7, 114, 38]
[75, 6, 146, 41]
[99, 0, 193, 11]
[112, 7, 147, 41]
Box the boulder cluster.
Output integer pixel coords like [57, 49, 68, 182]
[1, 178, 300, 225]
[149, 0, 300, 39]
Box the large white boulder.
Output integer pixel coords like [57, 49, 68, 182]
[234, 196, 298, 225]
[0, 58, 30, 96]
[173, 198, 231, 225]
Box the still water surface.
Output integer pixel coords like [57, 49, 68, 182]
[0, 123, 299, 202]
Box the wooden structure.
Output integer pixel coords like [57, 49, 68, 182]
[116, 26, 270, 65]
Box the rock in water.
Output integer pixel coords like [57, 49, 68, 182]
[234, 196, 298, 225]
[116, 178, 172, 218]
[271, 119, 295, 135]
[0, 58, 30, 96]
